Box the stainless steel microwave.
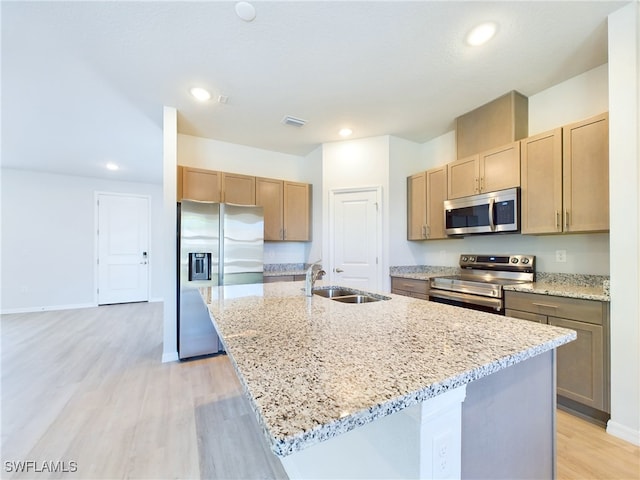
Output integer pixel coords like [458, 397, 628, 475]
[444, 187, 520, 236]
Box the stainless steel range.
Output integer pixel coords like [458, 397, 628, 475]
[429, 254, 535, 313]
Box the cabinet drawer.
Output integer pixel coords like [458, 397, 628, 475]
[504, 292, 603, 325]
[263, 275, 294, 283]
[391, 277, 429, 295]
[505, 309, 547, 324]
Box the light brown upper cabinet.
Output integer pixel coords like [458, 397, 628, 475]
[407, 166, 449, 240]
[455, 90, 528, 159]
[563, 113, 609, 233]
[447, 141, 520, 199]
[256, 178, 311, 241]
[283, 181, 311, 241]
[407, 172, 427, 240]
[256, 177, 284, 240]
[521, 128, 563, 233]
[521, 113, 609, 234]
[221, 172, 255, 205]
[180, 166, 222, 202]
[426, 167, 448, 239]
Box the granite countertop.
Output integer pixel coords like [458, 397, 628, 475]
[503, 282, 610, 302]
[202, 281, 575, 457]
[390, 266, 610, 302]
[264, 263, 308, 277]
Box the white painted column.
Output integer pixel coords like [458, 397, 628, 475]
[419, 385, 467, 479]
[162, 106, 179, 363]
[607, 2, 640, 445]
[280, 385, 467, 480]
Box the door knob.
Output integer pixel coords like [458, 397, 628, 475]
[334, 268, 344, 273]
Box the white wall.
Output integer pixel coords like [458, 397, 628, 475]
[388, 136, 426, 266]
[607, 2, 640, 446]
[396, 64, 611, 275]
[177, 133, 320, 264]
[322, 136, 391, 290]
[0, 169, 164, 313]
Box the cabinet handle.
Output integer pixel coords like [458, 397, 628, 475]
[555, 211, 560, 231]
[426, 225, 431, 238]
[480, 177, 484, 191]
[475, 177, 479, 193]
[422, 225, 427, 238]
[532, 302, 558, 310]
[564, 210, 569, 230]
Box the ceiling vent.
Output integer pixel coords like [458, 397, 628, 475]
[281, 115, 307, 127]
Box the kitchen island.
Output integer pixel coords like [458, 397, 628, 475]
[202, 281, 575, 479]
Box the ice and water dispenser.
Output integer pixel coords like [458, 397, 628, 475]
[188, 253, 211, 281]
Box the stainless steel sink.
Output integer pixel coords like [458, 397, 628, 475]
[331, 295, 380, 304]
[312, 287, 357, 298]
[312, 286, 390, 304]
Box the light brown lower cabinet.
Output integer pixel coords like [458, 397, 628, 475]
[505, 291, 610, 417]
[263, 275, 306, 283]
[390, 277, 429, 300]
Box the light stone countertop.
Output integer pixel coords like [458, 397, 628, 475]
[390, 268, 610, 302]
[503, 282, 610, 302]
[202, 281, 575, 457]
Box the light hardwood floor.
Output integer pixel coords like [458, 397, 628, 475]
[2, 302, 638, 479]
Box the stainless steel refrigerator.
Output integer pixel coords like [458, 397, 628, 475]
[177, 200, 264, 360]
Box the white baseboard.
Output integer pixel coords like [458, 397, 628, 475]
[1, 302, 96, 315]
[607, 419, 640, 446]
[162, 351, 179, 363]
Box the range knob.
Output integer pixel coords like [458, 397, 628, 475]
[511, 257, 519, 264]
[462, 256, 468, 262]
[522, 258, 530, 264]
[469, 256, 475, 262]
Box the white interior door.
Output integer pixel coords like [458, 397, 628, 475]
[330, 188, 381, 291]
[97, 193, 149, 305]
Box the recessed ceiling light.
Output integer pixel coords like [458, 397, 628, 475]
[190, 87, 211, 101]
[106, 162, 119, 171]
[235, 2, 256, 22]
[466, 22, 498, 46]
[339, 128, 353, 137]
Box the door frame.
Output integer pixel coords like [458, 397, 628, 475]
[327, 186, 383, 290]
[94, 191, 151, 306]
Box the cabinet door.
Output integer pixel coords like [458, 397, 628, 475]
[222, 173, 256, 205]
[447, 155, 479, 199]
[549, 316, 605, 411]
[520, 129, 563, 234]
[182, 167, 222, 202]
[562, 113, 609, 233]
[480, 141, 520, 193]
[426, 166, 448, 239]
[256, 177, 284, 241]
[407, 172, 427, 240]
[283, 181, 311, 241]
[177, 166, 184, 201]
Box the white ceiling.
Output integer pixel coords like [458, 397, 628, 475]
[1, 1, 628, 184]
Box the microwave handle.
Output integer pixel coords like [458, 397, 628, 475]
[488, 198, 496, 231]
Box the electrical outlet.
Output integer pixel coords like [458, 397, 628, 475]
[555, 250, 567, 263]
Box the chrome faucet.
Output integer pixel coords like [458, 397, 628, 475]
[305, 262, 326, 296]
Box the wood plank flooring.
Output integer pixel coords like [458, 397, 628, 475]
[2, 302, 638, 479]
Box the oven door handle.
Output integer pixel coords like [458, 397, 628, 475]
[429, 290, 503, 311]
[488, 197, 496, 231]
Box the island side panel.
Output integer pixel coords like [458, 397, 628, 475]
[461, 350, 556, 480]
